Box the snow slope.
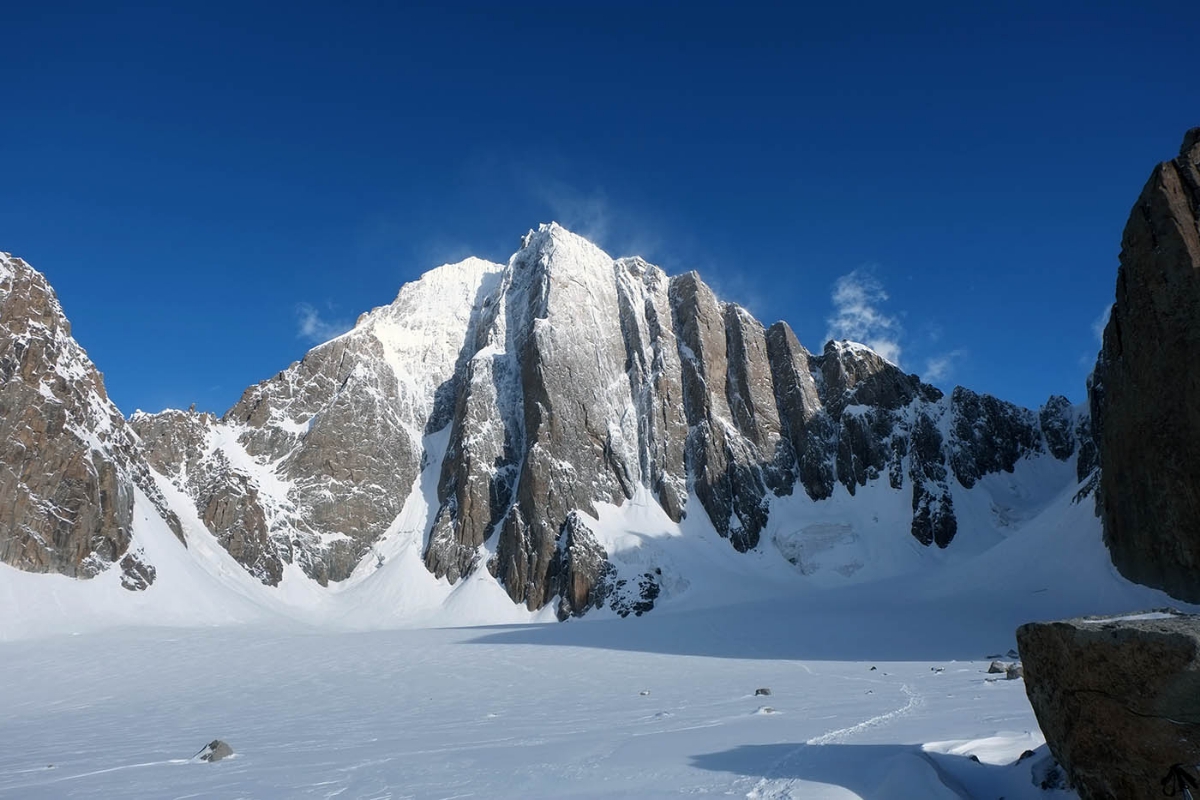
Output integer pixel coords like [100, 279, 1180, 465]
[0, 441, 1183, 642]
[0, 622, 1067, 800]
[2, 439, 1190, 799]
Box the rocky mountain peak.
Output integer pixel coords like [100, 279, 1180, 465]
[514, 222, 610, 275]
[1181, 126, 1200, 159]
[1, 224, 1094, 617]
[0, 253, 180, 585]
[816, 339, 931, 417]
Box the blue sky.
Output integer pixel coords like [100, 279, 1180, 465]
[3, 2, 1196, 414]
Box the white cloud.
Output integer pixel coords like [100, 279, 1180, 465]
[825, 268, 903, 365]
[1092, 303, 1112, 343]
[923, 349, 966, 383]
[296, 303, 353, 344]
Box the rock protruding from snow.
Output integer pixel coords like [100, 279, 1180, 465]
[196, 739, 234, 763]
[1093, 128, 1200, 603]
[550, 511, 615, 620]
[947, 387, 1043, 489]
[1017, 612, 1200, 800]
[0, 253, 181, 579]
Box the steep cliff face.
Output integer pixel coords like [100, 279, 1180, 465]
[408, 225, 1082, 611]
[1092, 128, 1200, 602]
[0, 253, 179, 587]
[3, 225, 1088, 616]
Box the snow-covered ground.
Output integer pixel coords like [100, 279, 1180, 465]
[1, 606, 1066, 800]
[2, 452, 1192, 798]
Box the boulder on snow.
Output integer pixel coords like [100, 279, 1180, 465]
[987, 660, 1007, 674]
[196, 739, 234, 763]
[754, 687, 772, 696]
[1016, 612, 1200, 800]
[1005, 663, 1023, 680]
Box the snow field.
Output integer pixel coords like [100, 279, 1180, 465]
[0, 617, 1065, 800]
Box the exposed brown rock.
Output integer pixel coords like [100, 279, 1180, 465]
[766, 322, 835, 501]
[0, 253, 181, 578]
[132, 409, 282, 585]
[670, 273, 779, 551]
[225, 334, 416, 584]
[1093, 128, 1200, 602]
[1017, 613, 1200, 800]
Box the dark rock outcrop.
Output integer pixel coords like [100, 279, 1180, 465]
[1017, 613, 1200, 800]
[550, 511, 615, 620]
[196, 739, 234, 763]
[947, 386, 1042, 489]
[1092, 128, 1200, 603]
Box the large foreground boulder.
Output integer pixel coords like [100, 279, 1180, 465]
[1017, 612, 1200, 800]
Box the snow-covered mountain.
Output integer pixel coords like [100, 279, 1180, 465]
[0, 226, 1103, 629]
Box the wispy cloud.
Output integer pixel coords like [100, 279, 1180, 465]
[825, 268, 903, 365]
[1092, 303, 1112, 343]
[296, 303, 353, 344]
[530, 180, 612, 245]
[923, 349, 966, 383]
[522, 172, 669, 263]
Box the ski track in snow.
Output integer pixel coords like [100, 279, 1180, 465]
[804, 684, 923, 746]
[0, 616, 1092, 800]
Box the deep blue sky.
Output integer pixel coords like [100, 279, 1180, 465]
[3, 2, 1196, 414]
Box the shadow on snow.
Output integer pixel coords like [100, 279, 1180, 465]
[689, 742, 1059, 799]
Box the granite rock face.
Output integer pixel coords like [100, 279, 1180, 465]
[2, 225, 1087, 615]
[1092, 128, 1200, 603]
[414, 226, 1081, 610]
[0, 253, 180, 584]
[1017, 613, 1200, 800]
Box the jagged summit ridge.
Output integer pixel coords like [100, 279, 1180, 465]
[3, 227, 1089, 618]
